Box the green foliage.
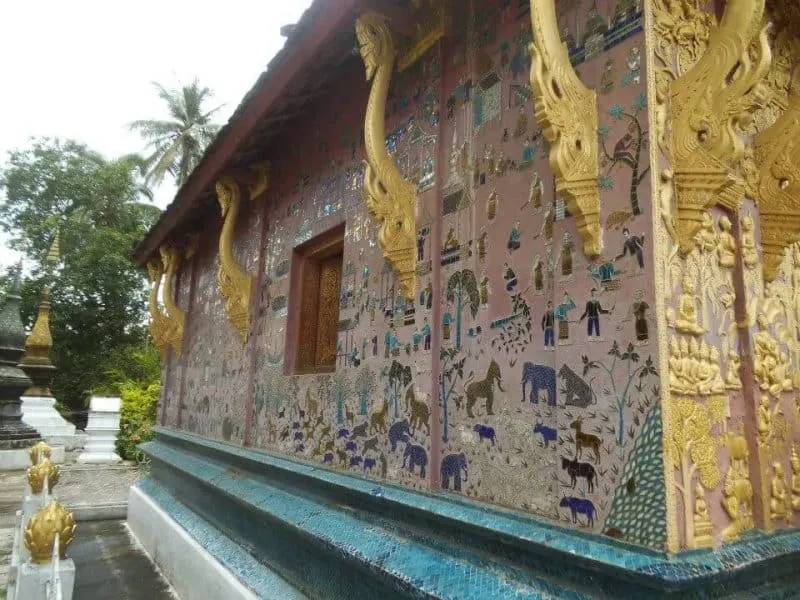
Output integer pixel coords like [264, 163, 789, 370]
[117, 380, 160, 461]
[129, 79, 222, 187]
[0, 138, 162, 411]
[113, 345, 162, 461]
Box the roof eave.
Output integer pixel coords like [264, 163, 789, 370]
[133, 0, 361, 266]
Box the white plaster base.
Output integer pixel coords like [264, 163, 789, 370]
[127, 486, 259, 600]
[76, 396, 120, 463]
[21, 396, 76, 436]
[10, 558, 74, 600]
[0, 446, 64, 471]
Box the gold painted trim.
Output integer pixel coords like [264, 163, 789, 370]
[356, 12, 417, 300]
[160, 245, 186, 355]
[754, 97, 800, 282]
[666, 0, 770, 255]
[529, 0, 602, 257]
[216, 177, 255, 342]
[645, 0, 678, 552]
[249, 161, 271, 201]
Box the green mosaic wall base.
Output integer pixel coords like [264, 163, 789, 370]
[139, 427, 800, 599]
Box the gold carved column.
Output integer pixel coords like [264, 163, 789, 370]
[650, 0, 773, 551]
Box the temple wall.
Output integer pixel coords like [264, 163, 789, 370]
[175, 207, 259, 445]
[154, 0, 666, 549]
[161, 259, 192, 429]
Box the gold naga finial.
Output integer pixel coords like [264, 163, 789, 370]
[529, 0, 602, 257]
[29, 441, 52, 465]
[27, 457, 60, 495]
[753, 96, 800, 282]
[356, 12, 417, 300]
[24, 500, 75, 564]
[216, 177, 256, 343]
[146, 258, 170, 356]
[666, 0, 770, 255]
[159, 245, 186, 355]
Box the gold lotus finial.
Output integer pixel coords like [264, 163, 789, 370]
[24, 501, 75, 564]
[29, 441, 52, 465]
[27, 457, 60, 495]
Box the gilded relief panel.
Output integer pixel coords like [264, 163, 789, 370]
[651, 0, 800, 551]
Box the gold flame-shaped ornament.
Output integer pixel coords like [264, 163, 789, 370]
[356, 12, 417, 300]
[27, 457, 60, 495]
[24, 501, 75, 564]
[29, 441, 52, 465]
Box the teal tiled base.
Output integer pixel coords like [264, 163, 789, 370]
[139, 427, 800, 599]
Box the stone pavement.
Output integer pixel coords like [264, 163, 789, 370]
[71, 520, 175, 599]
[0, 457, 177, 599]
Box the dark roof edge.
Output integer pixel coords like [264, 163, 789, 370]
[133, 0, 360, 266]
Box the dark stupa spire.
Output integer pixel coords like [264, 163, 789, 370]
[0, 261, 41, 449]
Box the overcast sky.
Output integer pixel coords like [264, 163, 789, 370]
[0, 0, 314, 269]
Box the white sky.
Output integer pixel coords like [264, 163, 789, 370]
[0, 0, 314, 270]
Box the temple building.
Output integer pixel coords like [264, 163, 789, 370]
[129, 0, 800, 597]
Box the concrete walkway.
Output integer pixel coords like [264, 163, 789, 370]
[72, 520, 175, 599]
[0, 459, 177, 599]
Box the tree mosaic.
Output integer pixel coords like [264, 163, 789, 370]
[355, 366, 377, 415]
[385, 360, 412, 419]
[439, 347, 466, 444]
[598, 92, 650, 216]
[445, 269, 479, 350]
[581, 341, 658, 447]
[331, 371, 352, 425]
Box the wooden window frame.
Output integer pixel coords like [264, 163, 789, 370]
[285, 224, 345, 375]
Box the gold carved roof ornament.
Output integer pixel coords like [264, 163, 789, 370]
[665, 0, 771, 255]
[146, 259, 170, 356]
[216, 176, 256, 342]
[528, 0, 602, 257]
[754, 97, 800, 282]
[356, 12, 417, 300]
[159, 245, 186, 355]
[24, 500, 75, 564]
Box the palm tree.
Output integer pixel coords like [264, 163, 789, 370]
[130, 79, 223, 187]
